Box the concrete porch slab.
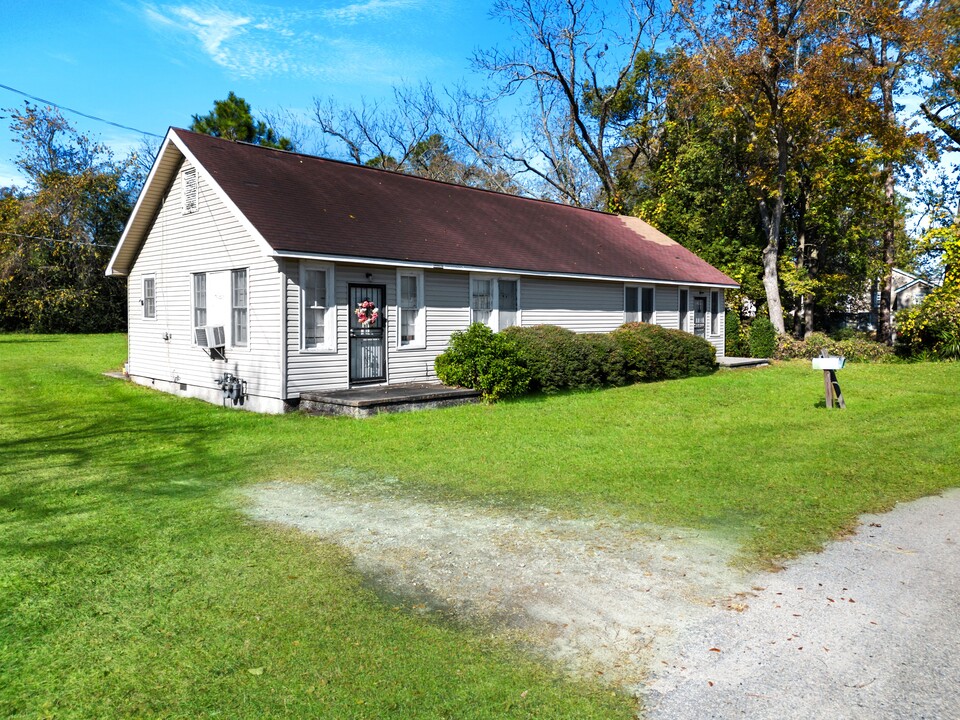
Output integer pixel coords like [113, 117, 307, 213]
[300, 382, 481, 418]
[718, 356, 771, 368]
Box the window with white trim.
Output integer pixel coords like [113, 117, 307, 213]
[397, 270, 425, 348]
[471, 277, 493, 327]
[302, 264, 335, 351]
[625, 285, 655, 323]
[471, 275, 520, 331]
[231, 269, 248, 346]
[142, 276, 155, 319]
[679, 289, 689, 332]
[193, 273, 207, 328]
[710, 291, 720, 335]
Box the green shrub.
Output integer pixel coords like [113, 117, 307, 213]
[611, 322, 717, 382]
[895, 289, 960, 360]
[434, 323, 531, 401]
[725, 310, 749, 357]
[581, 332, 629, 387]
[749, 317, 777, 358]
[776, 331, 895, 363]
[502, 325, 601, 392]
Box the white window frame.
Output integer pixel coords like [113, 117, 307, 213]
[231, 268, 248, 347]
[470, 274, 521, 332]
[396, 269, 426, 349]
[142, 275, 156, 320]
[710, 290, 721, 336]
[301, 263, 336, 353]
[181, 167, 199, 215]
[192, 272, 207, 337]
[624, 284, 655, 324]
[678, 287, 689, 333]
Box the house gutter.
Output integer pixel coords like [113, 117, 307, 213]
[269, 250, 739, 289]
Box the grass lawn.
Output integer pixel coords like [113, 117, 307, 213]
[2, 333, 958, 718]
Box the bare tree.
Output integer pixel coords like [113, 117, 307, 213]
[473, 0, 675, 209]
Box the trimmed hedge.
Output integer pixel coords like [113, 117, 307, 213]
[436, 322, 717, 401]
[776, 331, 895, 363]
[611, 322, 717, 382]
[749, 317, 777, 358]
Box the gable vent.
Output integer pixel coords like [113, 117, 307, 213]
[182, 167, 199, 215]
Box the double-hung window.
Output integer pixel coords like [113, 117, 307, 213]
[398, 271, 425, 348]
[302, 264, 335, 351]
[142, 276, 155, 319]
[470, 276, 520, 331]
[231, 269, 248, 346]
[679, 289, 689, 332]
[625, 285, 655, 323]
[193, 273, 207, 329]
[710, 291, 720, 335]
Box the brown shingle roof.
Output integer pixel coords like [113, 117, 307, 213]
[176, 129, 736, 287]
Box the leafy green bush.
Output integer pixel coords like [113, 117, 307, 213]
[434, 323, 531, 401]
[502, 325, 602, 392]
[749, 317, 777, 358]
[895, 289, 960, 360]
[581, 332, 629, 387]
[612, 322, 717, 382]
[776, 332, 895, 363]
[725, 310, 749, 357]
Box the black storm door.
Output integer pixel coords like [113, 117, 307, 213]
[349, 284, 387, 384]
[693, 296, 707, 338]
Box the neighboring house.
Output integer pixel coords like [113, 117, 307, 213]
[841, 268, 941, 332]
[107, 129, 737, 413]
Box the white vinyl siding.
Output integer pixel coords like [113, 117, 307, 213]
[397, 270, 425, 348]
[142, 276, 155, 319]
[301, 264, 335, 352]
[232, 268, 248, 346]
[125, 159, 283, 406]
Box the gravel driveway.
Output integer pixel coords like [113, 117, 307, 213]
[244, 483, 959, 719]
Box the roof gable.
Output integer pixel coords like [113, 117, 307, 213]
[112, 128, 737, 287]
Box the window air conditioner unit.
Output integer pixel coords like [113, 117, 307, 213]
[195, 325, 226, 348]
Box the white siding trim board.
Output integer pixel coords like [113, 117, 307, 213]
[271, 250, 738, 289]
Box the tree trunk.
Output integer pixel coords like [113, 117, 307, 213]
[877, 70, 897, 346]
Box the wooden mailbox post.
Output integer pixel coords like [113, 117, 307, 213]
[812, 352, 846, 409]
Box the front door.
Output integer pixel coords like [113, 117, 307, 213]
[693, 296, 707, 338]
[349, 284, 386, 384]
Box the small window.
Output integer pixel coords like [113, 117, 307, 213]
[499, 279, 519, 329]
[625, 287, 640, 323]
[398, 271, 425, 347]
[193, 273, 207, 329]
[142, 276, 155, 319]
[302, 265, 335, 351]
[182, 167, 198, 214]
[471, 278, 493, 327]
[642, 287, 655, 323]
[679, 289, 689, 332]
[232, 269, 248, 346]
[710, 291, 720, 334]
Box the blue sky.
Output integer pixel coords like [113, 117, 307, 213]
[0, 0, 507, 185]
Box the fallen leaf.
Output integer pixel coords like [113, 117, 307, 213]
[708, 681, 714, 687]
[709, 648, 721, 653]
[248, 667, 264, 676]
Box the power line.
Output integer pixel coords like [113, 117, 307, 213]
[0, 231, 115, 249]
[0, 82, 164, 138]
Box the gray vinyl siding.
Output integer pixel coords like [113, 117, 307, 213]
[520, 277, 623, 332]
[655, 286, 679, 329]
[126, 159, 283, 400]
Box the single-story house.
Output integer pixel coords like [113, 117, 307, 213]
[107, 128, 737, 413]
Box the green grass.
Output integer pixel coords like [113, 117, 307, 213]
[2, 334, 958, 717]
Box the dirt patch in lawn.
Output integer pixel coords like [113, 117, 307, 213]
[242, 481, 751, 692]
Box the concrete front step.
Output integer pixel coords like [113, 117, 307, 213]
[300, 382, 481, 418]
